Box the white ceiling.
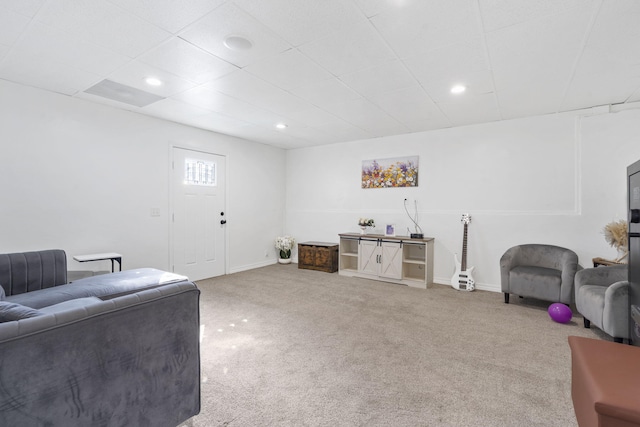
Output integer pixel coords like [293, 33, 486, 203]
[1, 0, 639, 149]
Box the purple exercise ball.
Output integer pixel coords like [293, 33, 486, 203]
[548, 303, 572, 323]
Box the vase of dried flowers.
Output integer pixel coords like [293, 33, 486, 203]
[603, 219, 628, 263]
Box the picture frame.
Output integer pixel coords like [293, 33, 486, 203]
[385, 224, 396, 237]
[361, 156, 419, 189]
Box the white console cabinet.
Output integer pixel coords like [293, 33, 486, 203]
[339, 233, 434, 289]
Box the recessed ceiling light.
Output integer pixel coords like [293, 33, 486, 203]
[451, 84, 466, 94]
[145, 77, 163, 86]
[223, 35, 253, 51]
[275, 123, 288, 129]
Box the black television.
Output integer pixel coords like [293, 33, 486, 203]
[627, 159, 640, 345]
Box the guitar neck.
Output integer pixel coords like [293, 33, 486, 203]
[461, 223, 468, 271]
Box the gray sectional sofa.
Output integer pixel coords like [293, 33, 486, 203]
[0, 249, 201, 427]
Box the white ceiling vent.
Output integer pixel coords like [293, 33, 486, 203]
[84, 79, 165, 107]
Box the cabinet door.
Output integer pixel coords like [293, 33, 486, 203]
[358, 240, 379, 275]
[299, 245, 315, 268]
[380, 242, 403, 279]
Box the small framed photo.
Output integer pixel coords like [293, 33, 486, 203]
[385, 224, 396, 236]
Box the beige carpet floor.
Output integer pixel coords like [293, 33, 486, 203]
[182, 264, 604, 427]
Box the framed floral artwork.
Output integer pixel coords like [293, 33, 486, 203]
[361, 156, 418, 189]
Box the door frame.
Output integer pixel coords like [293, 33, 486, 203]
[169, 144, 229, 278]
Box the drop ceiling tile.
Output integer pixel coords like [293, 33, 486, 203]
[244, 49, 332, 91]
[403, 38, 493, 103]
[204, 70, 312, 118]
[0, 0, 46, 17]
[298, 21, 396, 76]
[106, 0, 226, 33]
[339, 60, 416, 99]
[436, 92, 501, 126]
[138, 37, 237, 84]
[107, 60, 197, 97]
[581, 0, 640, 58]
[282, 104, 345, 128]
[370, 0, 482, 58]
[487, 7, 593, 117]
[323, 97, 407, 135]
[179, 2, 291, 68]
[560, 48, 640, 112]
[173, 85, 293, 128]
[0, 49, 102, 95]
[36, 0, 171, 57]
[628, 89, 640, 103]
[0, 8, 31, 45]
[288, 78, 362, 110]
[478, 0, 587, 32]
[12, 21, 131, 77]
[233, 0, 367, 47]
[368, 85, 450, 127]
[0, 43, 10, 61]
[352, 0, 405, 18]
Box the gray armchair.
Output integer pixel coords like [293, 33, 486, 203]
[500, 244, 580, 305]
[575, 265, 629, 343]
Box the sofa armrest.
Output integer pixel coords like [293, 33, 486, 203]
[0, 281, 201, 426]
[575, 265, 628, 292]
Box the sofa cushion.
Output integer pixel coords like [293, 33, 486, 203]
[0, 286, 4, 301]
[0, 301, 42, 322]
[38, 297, 103, 315]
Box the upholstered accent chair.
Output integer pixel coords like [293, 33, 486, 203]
[500, 244, 580, 305]
[575, 265, 629, 343]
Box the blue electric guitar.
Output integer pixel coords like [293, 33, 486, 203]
[451, 213, 475, 291]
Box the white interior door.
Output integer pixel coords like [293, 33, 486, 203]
[172, 147, 226, 281]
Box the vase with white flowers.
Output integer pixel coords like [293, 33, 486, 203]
[275, 235, 295, 264]
[603, 219, 628, 263]
[358, 218, 375, 234]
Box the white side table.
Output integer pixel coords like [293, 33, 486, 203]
[73, 252, 122, 272]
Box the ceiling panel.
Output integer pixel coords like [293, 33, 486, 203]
[478, 0, 587, 32]
[370, 0, 482, 59]
[288, 78, 362, 111]
[404, 38, 493, 103]
[36, 0, 172, 57]
[0, 0, 47, 17]
[298, 21, 396, 76]
[368, 85, 450, 128]
[0, 8, 31, 45]
[0, 49, 102, 95]
[14, 21, 130, 77]
[107, 60, 197, 97]
[233, 0, 367, 47]
[0, 0, 638, 149]
[436, 92, 501, 127]
[138, 38, 237, 84]
[244, 48, 332, 92]
[179, 2, 291, 68]
[106, 0, 226, 34]
[339, 60, 416, 99]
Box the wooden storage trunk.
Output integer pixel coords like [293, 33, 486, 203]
[298, 242, 339, 273]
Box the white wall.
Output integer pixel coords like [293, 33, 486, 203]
[0, 80, 286, 274]
[286, 108, 640, 291]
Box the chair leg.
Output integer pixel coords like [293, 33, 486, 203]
[583, 318, 590, 328]
[504, 293, 509, 304]
[614, 337, 623, 344]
